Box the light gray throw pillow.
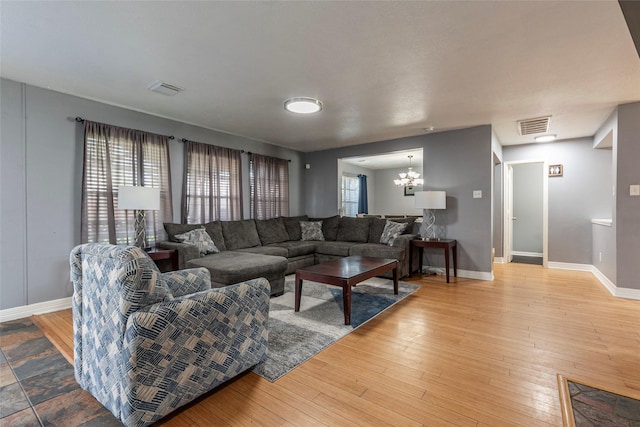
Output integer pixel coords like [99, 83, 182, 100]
[380, 221, 408, 246]
[300, 221, 325, 241]
[174, 227, 220, 255]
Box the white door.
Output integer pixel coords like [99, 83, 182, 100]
[503, 160, 548, 266]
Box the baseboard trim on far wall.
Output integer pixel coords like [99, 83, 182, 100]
[512, 251, 544, 257]
[0, 297, 72, 323]
[549, 262, 640, 300]
[493, 257, 506, 264]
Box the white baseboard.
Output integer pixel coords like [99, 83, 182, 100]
[494, 257, 506, 264]
[421, 267, 494, 281]
[512, 251, 543, 257]
[547, 261, 593, 271]
[0, 297, 72, 323]
[549, 262, 640, 300]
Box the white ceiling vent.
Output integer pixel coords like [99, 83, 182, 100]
[147, 80, 183, 96]
[517, 116, 551, 136]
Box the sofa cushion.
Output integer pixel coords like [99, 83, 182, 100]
[255, 217, 290, 245]
[204, 221, 227, 252]
[301, 221, 325, 241]
[174, 227, 220, 255]
[380, 221, 408, 246]
[235, 246, 289, 257]
[281, 215, 309, 240]
[164, 223, 202, 242]
[348, 243, 405, 261]
[368, 217, 387, 243]
[309, 215, 341, 241]
[336, 217, 371, 243]
[269, 241, 317, 258]
[314, 241, 360, 257]
[186, 251, 287, 286]
[221, 219, 261, 250]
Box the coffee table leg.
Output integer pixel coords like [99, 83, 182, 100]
[343, 284, 351, 325]
[393, 262, 398, 295]
[295, 273, 302, 312]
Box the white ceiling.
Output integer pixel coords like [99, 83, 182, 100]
[2, 1, 639, 152]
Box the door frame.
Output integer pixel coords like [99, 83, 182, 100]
[503, 159, 549, 267]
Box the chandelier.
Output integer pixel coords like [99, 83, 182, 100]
[394, 155, 424, 187]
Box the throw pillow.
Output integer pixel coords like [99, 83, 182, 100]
[300, 221, 325, 241]
[380, 221, 408, 246]
[174, 227, 220, 256]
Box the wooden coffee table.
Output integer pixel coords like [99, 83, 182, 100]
[294, 256, 398, 325]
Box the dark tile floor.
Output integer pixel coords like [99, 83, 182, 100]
[569, 380, 640, 426]
[0, 318, 121, 426]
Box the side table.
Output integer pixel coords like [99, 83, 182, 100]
[147, 248, 179, 271]
[410, 238, 457, 283]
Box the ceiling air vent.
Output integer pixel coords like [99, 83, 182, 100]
[517, 116, 551, 136]
[147, 80, 184, 96]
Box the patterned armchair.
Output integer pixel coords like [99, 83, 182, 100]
[70, 243, 270, 427]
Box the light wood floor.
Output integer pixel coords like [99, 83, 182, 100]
[33, 263, 640, 426]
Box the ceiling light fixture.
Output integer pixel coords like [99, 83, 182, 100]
[535, 134, 557, 143]
[394, 155, 424, 187]
[284, 97, 323, 114]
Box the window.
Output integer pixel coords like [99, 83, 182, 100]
[81, 120, 172, 246]
[341, 174, 359, 217]
[183, 141, 242, 223]
[250, 153, 289, 219]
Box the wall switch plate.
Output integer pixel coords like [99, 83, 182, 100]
[630, 184, 640, 196]
[473, 190, 482, 199]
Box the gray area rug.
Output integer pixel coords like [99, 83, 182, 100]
[252, 275, 420, 382]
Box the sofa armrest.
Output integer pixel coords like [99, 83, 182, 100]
[156, 240, 200, 269]
[391, 233, 418, 248]
[161, 268, 211, 297]
[122, 277, 270, 426]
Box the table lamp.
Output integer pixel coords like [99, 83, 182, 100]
[414, 191, 446, 240]
[118, 186, 160, 249]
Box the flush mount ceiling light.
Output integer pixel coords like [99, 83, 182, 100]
[284, 97, 323, 114]
[535, 134, 557, 143]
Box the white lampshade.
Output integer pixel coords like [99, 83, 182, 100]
[117, 186, 160, 211]
[415, 191, 446, 209]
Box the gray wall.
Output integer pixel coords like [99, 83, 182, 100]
[305, 126, 494, 275]
[0, 78, 305, 309]
[512, 163, 543, 254]
[616, 102, 640, 290]
[503, 138, 612, 264]
[372, 167, 424, 216]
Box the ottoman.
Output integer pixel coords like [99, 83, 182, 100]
[187, 251, 288, 296]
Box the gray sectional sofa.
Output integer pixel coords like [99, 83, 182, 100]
[157, 215, 418, 296]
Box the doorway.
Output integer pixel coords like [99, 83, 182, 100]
[503, 160, 548, 267]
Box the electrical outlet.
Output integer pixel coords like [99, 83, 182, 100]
[473, 190, 482, 199]
[630, 184, 640, 196]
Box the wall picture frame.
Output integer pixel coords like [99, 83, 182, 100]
[404, 186, 416, 196]
[549, 164, 563, 177]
